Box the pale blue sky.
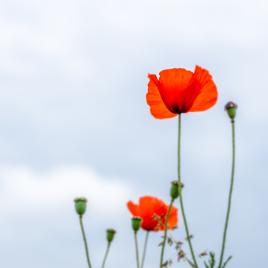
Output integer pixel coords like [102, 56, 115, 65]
[0, 0, 267, 267]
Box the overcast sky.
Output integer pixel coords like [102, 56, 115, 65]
[0, 0, 267, 268]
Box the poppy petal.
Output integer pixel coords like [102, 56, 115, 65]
[158, 68, 194, 113]
[167, 206, 178, 229]
[139, 196, 162, 218]
[127, 196, 178, 232]
[127, 201, 140, 217]
[189, 66, 218, 112]
[158, 206, 178, 230]
[139, 196, 160, 230]
[146, 74, 177, 119]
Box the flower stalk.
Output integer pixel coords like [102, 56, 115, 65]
[178, 114, 199, 268]
[101, 243, 111, 268]
[141, 231, 149, 268]
[218, 104, 237, 268]
[159, 199, 174, 268]
[74, 197, 92, 268]
[131, 217, 142, 268]
[79, 215, 92, 268]
[134, 231, 140, 268]
[159, 181, 179, 267]
[101, 229, 116, 268]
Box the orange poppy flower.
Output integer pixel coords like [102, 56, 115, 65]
[127, 196, 178, 231]
[146, 66, 218, 119]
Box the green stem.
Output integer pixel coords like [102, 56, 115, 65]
[160, 199, 174, 268]
[218, 120, 236, 268]
[134, 231, 140, 268]
[141, 231, 149, 268]
[177, 114, 198, 268]
[101, 242, 111, 268]
[79, 215, 92, 268]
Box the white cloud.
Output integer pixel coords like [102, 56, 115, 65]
[0, 165, 133, 217]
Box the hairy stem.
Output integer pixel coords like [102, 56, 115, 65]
[79, 216, 92, 268]
[134, 232, 140, 268]
[141, 231, 149, 268]
[218, 121, 236, 268]
[101, 242, 111, 268]
[178, 114, 198, 268]
[160, 199, 174, 268]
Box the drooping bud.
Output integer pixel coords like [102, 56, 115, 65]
[131, 217, 142, 232]
[170, 181, 180, 200]
[74, 197, 87, 216]
[225, 101, 238, 121]
[106, 229, 116, 243]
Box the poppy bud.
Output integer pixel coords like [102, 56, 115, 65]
[170, 181, 180, 200]
[131, 217, 142, 232]
[106, 229, 116, 243]
[225, 101, 238, 121]
[74, 197, 87, 216]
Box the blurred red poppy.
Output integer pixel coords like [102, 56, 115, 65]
[127, 196, 178, 231]
[146, 66, 218, 119]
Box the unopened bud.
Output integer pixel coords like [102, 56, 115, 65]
[131, 217, 142, 232]
[170, 181, 180, 200]
[225, 101, 238, 121]
[106, 229, 116, 243]
[74, 197, 87, 216]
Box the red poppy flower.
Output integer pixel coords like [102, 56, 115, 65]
[146, 65, 218, 119]
[127, 196, 178, 231]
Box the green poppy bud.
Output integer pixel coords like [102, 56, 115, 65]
[106, 229, 116, 243]
[74, 197, 87, 216]
[131, 217, 142, 232]
[225, 101, 238, 121]
[170, 181, 180, 200]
